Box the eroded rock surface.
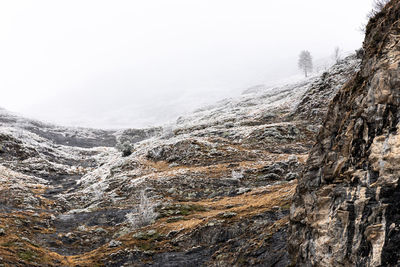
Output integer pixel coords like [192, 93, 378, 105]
[289, 1, 400, 266]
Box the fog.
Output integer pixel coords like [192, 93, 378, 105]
[0, 1, 374, 129]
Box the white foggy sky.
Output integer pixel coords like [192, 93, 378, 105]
[1, 1, 374, 129]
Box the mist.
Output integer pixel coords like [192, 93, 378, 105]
[0, 0, 373, 129]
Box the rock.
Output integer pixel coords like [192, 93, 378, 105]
[62, 232, 77, 244]
[287, 155, 298, 162]
[220, 212, 237, 218]
[0, 228, 5, 236]
[260, 173, 280, 181]
[284, 172, 297, 181]
[76, 225, 87, 231]
[109, 240, 122, 248]
[168, 163, 179, 168]
[166, 216, 185, 223]
[146, 230, 157, 236]
[236, 187, 251, 195]
[21, 237, 31, 243]
[94, 227, 107, 234]
[224, 122, 234, 128]
[132, 231, 146, 240]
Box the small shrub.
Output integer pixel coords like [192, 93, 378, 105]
[231, 169, 244, 180]
[166, 216, 186, 223]
[18, 250, 37, 262]
[321, 72, 329, 81]
[116, 141, 133, 157]
[367, 0, 390, 19]
[281, 203, 291, 210]
[355, 48, 364, 59]
[126, 190, 157, 228]
[138, 242, 155, 251]
[359, 0, 390, 33]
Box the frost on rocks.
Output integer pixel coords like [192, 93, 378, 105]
[231, 169, 244, 180]
[125, 190, 158, 229]
[0, 56, 361, 213]
[0, 55, 361, 265]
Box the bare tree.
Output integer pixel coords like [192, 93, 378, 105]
[298, 50, 313, 77]
[368, 0, 390, 18]
[360, 0, 390, 33]
[126, 190, 157, 228]
[333, 46, 341, 64]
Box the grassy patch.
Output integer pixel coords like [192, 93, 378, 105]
[133, 230, 163, 241]
[158, 204, 208, 218]
[280, 203, 291, 210]
[18, 250, 37, 262]
[1, 241, 17, 247]
[166, 216, 187, 223]
[137, 242, 155, 251]
[180, 204, 208, 215]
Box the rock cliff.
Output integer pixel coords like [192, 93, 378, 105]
[289, 1, 400, 266]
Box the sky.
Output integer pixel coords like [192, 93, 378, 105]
[0, 0, 374, 129]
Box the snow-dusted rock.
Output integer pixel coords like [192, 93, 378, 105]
[0, 55, 359, 266]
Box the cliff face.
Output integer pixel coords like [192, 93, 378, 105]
[289, 1, 400, 266]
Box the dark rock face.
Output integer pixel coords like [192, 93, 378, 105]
[104, 209, 291, 267]
[289, 1, 400, 266]
[0, 133, 39, 160]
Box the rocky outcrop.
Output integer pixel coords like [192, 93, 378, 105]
[289, 1, 400, 266]
[292, 55, 361, 124]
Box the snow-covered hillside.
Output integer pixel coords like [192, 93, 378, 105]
[0, 55, 360, 266]
[0, 108, 117, 148]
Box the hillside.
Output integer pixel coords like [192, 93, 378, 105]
[0, 55, 359, 266]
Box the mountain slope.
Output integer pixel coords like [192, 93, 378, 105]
[0, 55, 359, 266]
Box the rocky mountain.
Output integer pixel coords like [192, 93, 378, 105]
[0, 108, 118, 148]
[0, 51, 360, 265]
[289, 1, 400, 266]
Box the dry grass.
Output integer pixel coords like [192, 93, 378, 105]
[138, 152, 307, 183]
[158, 181, 296, 232]
[23, 180, 297, 267]
[0, 147, 301, 266]
[0, 212, 66, 266]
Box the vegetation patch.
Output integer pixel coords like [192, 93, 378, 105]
[138, 242, 156, 251]
[158, 203, 209, 218]
[1, 241, 17, 248]
[166, 216, 187, 223]
[18, 249, 37, 262]
[133, 230, 163, 241]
